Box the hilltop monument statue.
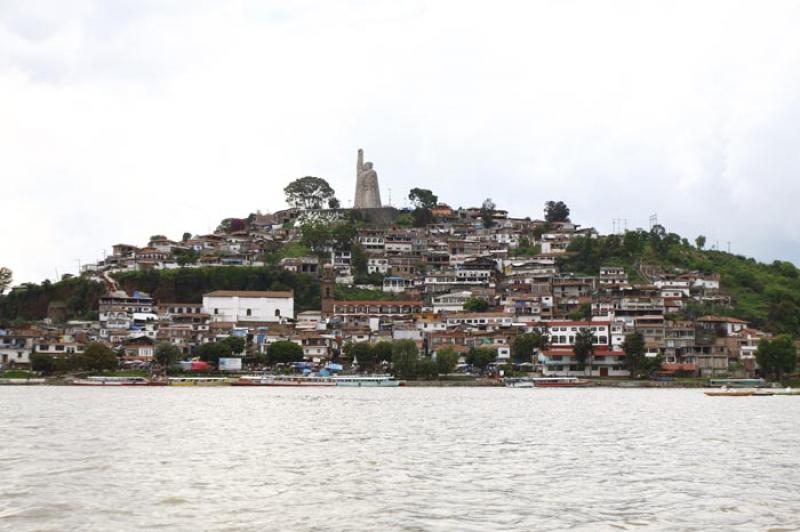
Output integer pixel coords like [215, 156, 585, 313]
[353, 149, 382, 209]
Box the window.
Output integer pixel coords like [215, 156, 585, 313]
[275, 309, 281, 317]
[246, 309, 252, 316]
[214, 309, 219, 315]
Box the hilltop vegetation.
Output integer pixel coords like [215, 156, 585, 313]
[560, 227, 800, 335]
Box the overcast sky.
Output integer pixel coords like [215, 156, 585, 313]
[2, 0, 800, 284]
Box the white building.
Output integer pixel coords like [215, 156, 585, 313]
[203, 290, 294, 323]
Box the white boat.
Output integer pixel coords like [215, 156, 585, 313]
[504, 378, 536, 388]
[333, 376, 401, 387]
[168, 377, 230, 387]
[73, 376, 151, 386]
[232, 375, 336, 387]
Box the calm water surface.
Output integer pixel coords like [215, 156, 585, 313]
[1, 387, 799, 531]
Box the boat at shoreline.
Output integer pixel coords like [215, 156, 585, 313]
[333, 375, 401, 387]
[168, 377, 230, 387]
[703, 387, 755, 397]
[504, 378, 536, 388]
[231, 374, 401, 387]
[72, 376, 153, 386]
[232, 374, 336, 387]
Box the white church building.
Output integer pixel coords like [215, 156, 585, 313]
[202, 290, 294, 323]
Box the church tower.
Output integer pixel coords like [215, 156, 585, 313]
[321, 264, 335, 318]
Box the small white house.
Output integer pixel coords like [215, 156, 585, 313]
[202, 290, 294, 323]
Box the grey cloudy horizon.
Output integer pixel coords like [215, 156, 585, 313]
[2, 0, 800, 285]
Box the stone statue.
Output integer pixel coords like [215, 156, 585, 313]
[354, 148, 382, 209]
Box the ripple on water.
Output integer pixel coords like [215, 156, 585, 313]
[1, 387, 800, 531]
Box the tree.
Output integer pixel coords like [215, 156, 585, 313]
[466, 347, 497, 371]
[649, 224, 667, 256]
[351, 244, 368, 279]
[328, 197, 341, 209]
[695, 235, 706, 250]
[80, 342, 119, 371]
[155, 342, 181, 367]
[435, 347, 459, 375]
[284, 176, 337, 210]
[480, 198, 496, 228]
[573, 329, 595, 375]
[331, 223, 356, 251]
[412, 207, 433, 228]
[0, 267, 12, 295]
[544, 201, 570, 222]
[182, 232, 192, 242]
[416, 357, 439, 380]
[373, 341, 394, 363]
[30, 353, 55, 374]
[756, 335, 798, 381]
[301, 222, 333, 256]
[196, 342, 227, 365]
[622, 331, 646, 378]
[267, 340, 304, 365]
[221, 336, 246, 356]
[463, 297, 489, 312]
[408, 188, 438, 209]
[350, 342, 376, 371]
[391, 340, 419, 379]
[512, 332, 548, 364]
[569, 303, 592, 321]
[174, 249, 199, 267]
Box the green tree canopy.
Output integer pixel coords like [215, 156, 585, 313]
[408, 188, 438, 209]
[155, 342, 181, 367]
[391, 340, 419, 379]
[512, 332, 548, 364]
[756, 335, 798, 381]
[695, 235, 706, 249]
[267, 340, 304, 365]
[480, 198, 496, 228]
[463, 297, 489, 312]
[30, 352, 55, 374]
[349, 342, 376, 371]
[373, 341, 394, 363]
[284, 176, 337, 210]
[544, 201, 570, 222]
[573, 328, 595, 374]
[466, 347, 496, 370]
[80, 342, 119, 371]
[622, 331, 646, 378]
[435, 347, 459, 375]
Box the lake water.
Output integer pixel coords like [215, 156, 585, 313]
[1, 387, 799, 531]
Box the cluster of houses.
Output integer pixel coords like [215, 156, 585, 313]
[0, 204, 774, 379]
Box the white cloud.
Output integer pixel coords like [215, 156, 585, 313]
[2, 0, 800, 283]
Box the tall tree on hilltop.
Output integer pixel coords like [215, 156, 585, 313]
[284, 176, 337, 210]
[480, 198, 496, 228]
[544, 201, 570, 222]
[408, 188, 438, 209]
[695, 235, 706, 250]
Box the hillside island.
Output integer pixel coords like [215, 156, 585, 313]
[1, 150, 798, 386]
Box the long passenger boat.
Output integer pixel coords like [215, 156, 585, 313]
[232, 375, 336, 387]
[168, 377, 230, 387]
[232, 374, 401, 387]
[73, 376, 153, 386]
[528, 377, 592, 387]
